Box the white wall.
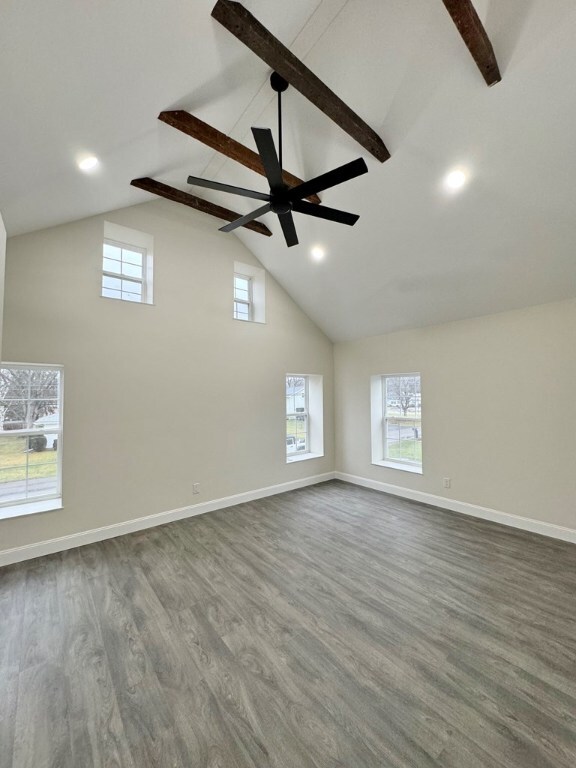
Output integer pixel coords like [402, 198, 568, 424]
[0, 212, 6, 362]
[0, 200, 334, 554]
[335, 300, 576, 530]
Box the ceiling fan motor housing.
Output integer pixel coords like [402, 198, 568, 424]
[270, 187, 292, 215]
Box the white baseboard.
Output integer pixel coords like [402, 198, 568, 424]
[0, 472, 336, 567]
[336, 472, 576, 545]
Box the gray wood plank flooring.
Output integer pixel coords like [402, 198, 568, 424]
[1, 480, 575, 767]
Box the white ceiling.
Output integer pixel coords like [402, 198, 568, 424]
[1, 0, 576, 341]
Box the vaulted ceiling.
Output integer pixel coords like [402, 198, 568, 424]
[1, 0, 575, 340]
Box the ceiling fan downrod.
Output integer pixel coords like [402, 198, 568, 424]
[270, 71, 289, 172]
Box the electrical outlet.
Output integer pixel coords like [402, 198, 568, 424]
[193, 483, 200, 495]
[443, 478, 451, 489]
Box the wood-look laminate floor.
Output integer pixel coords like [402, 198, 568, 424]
[1, 480, 575, 768]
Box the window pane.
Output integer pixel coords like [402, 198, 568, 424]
[122, 292, 142, 303]
[103, 257, 122, 275]
[121, 279, 142, 295]
[286, 415, 308, 454]
[0, 457, 28, 504]
[235, 287, 249, 301]
[121, 248, 143, 266]
[121, 261, 143, 279]
[103, 243, 121, 260]
[102, 287, 122, 300]
[27, 448, 59, 498]
[0, 369, 60, 431]
[286, 377, 306, 415]
[234, 276, 249, 296]
[103, 275, 122, 291]
[234, 301, 250, 321]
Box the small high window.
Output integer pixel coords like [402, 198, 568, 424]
[234, 273, 252, 321]
[102, 240, 148, 302]
[102, 222, 153, 305]
[233, 261, 265, 323]
[0, 364, 63, 508]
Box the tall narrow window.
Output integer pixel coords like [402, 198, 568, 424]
[233, 273, 252, 321]
[371, 373, 422, 473]
[0, 364, 63, 507]
[286, 376, 309, 456]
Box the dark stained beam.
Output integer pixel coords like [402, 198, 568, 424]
[441, 0, 501, 86]
[211, 0, 389, 162]
[158, 110, 320, 204]
[131, 177, 272, 236]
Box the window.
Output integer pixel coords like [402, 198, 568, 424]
[286, 376, 309, 456]
[371, 373, 422, 473]
[286, 374, 324, 462]
[234, 273, 252, 321]
[0, 364, 63, 509]
[233, 261, 265, 322]
[102, 240, 147, 302]
[102, 222, 153, 304]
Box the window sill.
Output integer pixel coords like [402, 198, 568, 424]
[100, 295, 155, 306]
[287, 452, 324, 464]
[372, 460, 423, 475]
[0, 498, 63, 521]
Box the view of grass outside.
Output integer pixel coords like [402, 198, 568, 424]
[387, 435, 422, 463]
[0, 365, 62, 503]
[0, 436, 58, 482]
[286, 416, 307, 436]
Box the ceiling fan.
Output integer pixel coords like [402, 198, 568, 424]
[186, 73, 368, 247]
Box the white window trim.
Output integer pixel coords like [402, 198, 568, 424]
[234, 273, 253, 321]
[233, 261, 265, 323]
[102, 221, 154, 305]
[0, 362, 64, 518]
[286, 373, 324, 463]
[0, 497, 63, 521]
[370, 373, 423, 474]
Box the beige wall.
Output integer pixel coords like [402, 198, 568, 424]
[0, 200, 334, 552]
[335, 300, 576, 530]
[1, 197, 574, 555]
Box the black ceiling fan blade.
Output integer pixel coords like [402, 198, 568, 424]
[288, 157, 368, 201]
[292, 199, 359, 226]
[278, 211, 299, 247]
[252, 127, 284, 190]
[187, 175, 270, 202]
[219, 203, 272, 233]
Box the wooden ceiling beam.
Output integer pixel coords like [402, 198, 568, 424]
[440, 0, 501, 86]
[211, 0, 390, 162]
[131, 177, 272, 236]
[158, 110, 320, 204]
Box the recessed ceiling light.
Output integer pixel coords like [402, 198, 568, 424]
[444, 168, 468, 191]
[78, 155, 99, 172]
[311, 246, 325, 261]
